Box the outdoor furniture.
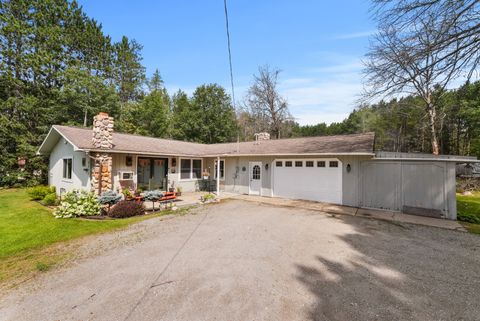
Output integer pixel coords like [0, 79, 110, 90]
[159, 192, 176, 208]
[134, 191, 177, 210]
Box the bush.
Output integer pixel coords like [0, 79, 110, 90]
[144, 190, 163, 201]
[42, 192, 58, 206]
[108, 200, 145, 218]
[98, 190, 122, 206]
[201, 193, 216, 202]
[458, 211, 480, 224]
[54, 190, 101, 218]
[27, 185, 55, 200]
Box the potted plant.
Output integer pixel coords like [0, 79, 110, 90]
[122, 188, 132, 200]
[176, 186, 182, 196]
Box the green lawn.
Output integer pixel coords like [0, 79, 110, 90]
[457, 191, 480, 234]
[0, 189, 180, 287]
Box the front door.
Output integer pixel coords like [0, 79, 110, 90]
[137, 157, 168, 191]
[249, 161, 262, 195]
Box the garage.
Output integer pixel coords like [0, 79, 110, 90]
[272, 158, 342, 204]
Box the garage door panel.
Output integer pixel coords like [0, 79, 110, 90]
[361, 162, 401, 211]
[273, 160, 342, 204]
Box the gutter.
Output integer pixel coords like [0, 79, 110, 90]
[201, 152, 376, 157]
[372, 157, 480, 163]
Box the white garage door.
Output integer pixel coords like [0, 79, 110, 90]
[273, 159, 342, 204]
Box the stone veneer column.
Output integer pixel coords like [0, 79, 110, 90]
[91, 112, 114, 195]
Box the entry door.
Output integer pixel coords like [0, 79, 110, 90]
[249, 162, 262, 195]
[137, 158, 168, 191]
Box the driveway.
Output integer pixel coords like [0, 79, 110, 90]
[1, 200, 479, 321]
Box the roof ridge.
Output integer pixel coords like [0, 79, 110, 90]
[54, 124, 207, 146]
[53, 124, 374, 147]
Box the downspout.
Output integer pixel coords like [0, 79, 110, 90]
[216, 156, 220, 196]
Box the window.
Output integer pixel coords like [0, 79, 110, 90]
[252, 165, 261, 180]
[276, 161, 283, 167]
[214, 159, 225, 179]
[306, 161, 314, 167]
[192, 160, 202, 178]
[180, 158, 203, 179]
[82, 157, 87, 167]
[317, 161, 326, 168]
[295, 161, 303, 167]
[285, 161, 292, 167]
[181, 159, 191, 179]
[63, 158, 72, 179]
[329, 161, 339, 168]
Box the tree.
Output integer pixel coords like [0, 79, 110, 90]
[136, 87, 171, 138]
[148, 69, 164, 92]
[191, 84, 238, 144]
[365, 0, 480, 154]
[372, 0, 480, 79]
[245, 65, 291, 139]
[0, 0, 134, 186]
[171, 90, 196, 141]
[112, 36, 145, 103]
[57, 67, 119, 126]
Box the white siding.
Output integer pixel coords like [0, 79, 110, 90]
[111, 154, 137, 192]
[360, 160, 457, 220]
[49, 138, 90, 194]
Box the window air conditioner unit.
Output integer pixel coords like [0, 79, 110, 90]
[119, 171, 134, 180]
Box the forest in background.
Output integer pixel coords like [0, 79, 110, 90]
[1, 0, 479, 187]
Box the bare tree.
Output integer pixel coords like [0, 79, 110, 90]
[372, 0, 480, 79]
[364, 1, 480, 154]
[245, 65, 291, 139]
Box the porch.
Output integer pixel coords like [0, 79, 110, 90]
[109, 153, 224, 195]
[141, 191, 239, 210]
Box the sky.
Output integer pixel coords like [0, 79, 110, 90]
[78, 0, 375, 125]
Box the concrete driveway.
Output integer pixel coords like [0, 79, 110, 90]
[1, 200, 480, 321]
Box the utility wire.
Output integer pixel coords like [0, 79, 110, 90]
[223, 0, 236, 108]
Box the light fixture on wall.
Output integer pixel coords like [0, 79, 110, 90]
[346, 164, 351, 173]
[265, 163, 269, 170]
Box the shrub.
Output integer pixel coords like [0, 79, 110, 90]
[54, 190, 101, 218]
[108, 200, 145, 218]
[144, 190, 163, 201]
[144, 190, 164, 211]
[202, 193, 216, 202]
[98, 190, 122, 206]
[27, 185, 55, 200]
[42, 192, 58, 206]
[458, 211, 480, 224]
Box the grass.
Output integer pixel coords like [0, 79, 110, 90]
[457, 191, 480, 234]
[0, 189, 186, 287]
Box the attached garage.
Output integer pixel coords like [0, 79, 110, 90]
[272, 158, 342, 204]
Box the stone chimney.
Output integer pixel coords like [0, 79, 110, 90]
[92, 112, 114, 149]
[91, 112, 114, 195]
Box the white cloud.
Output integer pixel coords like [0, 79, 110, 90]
[332, 30, 375, 40]
[279, 59, 364, 126]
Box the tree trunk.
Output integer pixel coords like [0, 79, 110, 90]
[427, 103, 440, 155]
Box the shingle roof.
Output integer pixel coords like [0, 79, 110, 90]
[206, 132, 375, 155]
[40, 125, 375, 156]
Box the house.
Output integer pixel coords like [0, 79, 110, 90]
[38, 112, 478, 220]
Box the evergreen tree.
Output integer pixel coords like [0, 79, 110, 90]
[113, 36, 145, 103]
[191, 84, 238, 144]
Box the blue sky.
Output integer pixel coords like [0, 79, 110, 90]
[78, 0, 375, 125]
